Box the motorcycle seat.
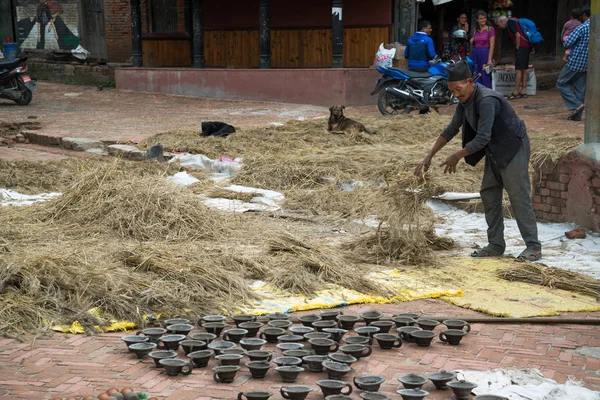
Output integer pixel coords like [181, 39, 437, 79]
[391, 67, 432, 78]
[0, 58, 24, 70]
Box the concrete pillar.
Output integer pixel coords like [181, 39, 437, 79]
[332, 0, 344, 68]
[259, 0, 271, 69]
[192, 0, 204, 68]
[584, 0, 599, 144]
[395, 0, 415, 44]
[130, 0, 143, 67]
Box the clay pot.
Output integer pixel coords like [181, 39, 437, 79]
[322, 360, 351, 380]
[397, 374, 427, 390]
[273, 356, 303, 367]
[447, 380, 478, 400]
[373, 333, 402, 350]
[136, 328, 167, 343]
[148, 350, 178, 367]
[316, 380, 353, 396]
[266, 313, 291, 320]
[308, 338, 339, 355]
[278, 334, 305, 343]
[439, 329, 468, 345]
[304, 332, 332, 341]
[339, 344, 372, 359]
[188, 349, 215, 368]
[222, 348, 246, 356]
[342, 335, 372, 346]
[370, 321, 394, 333]
[282, 349, 313, 361]
[312, 320, 338, 332]
[354, 326, 380, 338]
[407, 330, 436, 347]
[277, 343, 305, 352]
[207, 340, 236, 355]
[202, 322, 227, 336]
[359, 310, 384, 325]
[202, 315, 227, 324]
[320, 310, 343, 320]
[443, 319, 471, 332]
[297, 314, 322, 327]
[302, 355, 328, 372]
[215, 353, 244, 366]
[397, 327, 423, 343]
[223, 329, 249, 343]
[180, 340, 207, 354]
[259, 327, 286, 343]
[161, 318, 191, 327]
[336, 315, 360, 330]
[289, 326, 314, 336]
[212, 365, 241, 383]
[396, 389, 429, 400]
[327, 353, 357, 365]
[359, 393, 391, 400]
[473, 395, 509, 400]
[428, 370, 457, 390]
[245, 361, 272, 379]
[156, 334, 187, 351]
[159, 359, 193, 376]
[239, 322, 264, 338]
[128, 342, 157, 359]
[240, 338, 268, 351]
[280, 385, 313, 400]
[415, 319, 440, 331]
[121, 335, 149, 351]
[189, 332, 217, 343]
[391, 316, 416, 328]
[322, 328, 348, 342]
[393, 313, 420, 320]
[275, 365, 304, 382]
[166, 323, 194, 336]
[232, 314, 257, 327]
[353, 375, 385, 392]
[237, 390, 273, 400]
[268, 320, 293, 329]
[325, 396, 353, 400]
[245, 350, 273, 362]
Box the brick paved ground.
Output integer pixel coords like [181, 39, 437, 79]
[1, 300, 598, 400]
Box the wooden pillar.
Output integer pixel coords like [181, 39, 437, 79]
[396, 0, 415, 44]
[259, 0, 271, 68]
[584, 0, 599, 143]
[332, 0, 344, 68]
[184, 0, 192, 60]
[130, 0, 143, 67]
[192, 0, 204, 68]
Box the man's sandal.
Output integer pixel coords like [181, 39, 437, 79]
[517, 91, 528, 99]
[505, 92, 519, 100]
[515, 248, 542, 262]
[471, 247, 503, 258]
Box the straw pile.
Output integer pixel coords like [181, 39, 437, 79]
[498, 264, 600, 299]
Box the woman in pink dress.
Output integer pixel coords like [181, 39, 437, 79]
[470, 10, 496, 89]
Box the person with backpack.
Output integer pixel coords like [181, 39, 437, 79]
[495, 16, 539, 100]
[556, 7, 590, 121]
[470, 10, 496, 88]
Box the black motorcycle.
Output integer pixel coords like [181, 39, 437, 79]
[0, 57, 36, 106]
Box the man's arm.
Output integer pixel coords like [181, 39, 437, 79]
[404, 44, 409, 60]
[564, 24, 582, 48]
[507, 20, 520, 49]
[427, 37, 437, 60]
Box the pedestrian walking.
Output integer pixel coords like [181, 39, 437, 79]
[414, 60, 541, 262]
[470, 10, 496, 89]
[495, 16, 534, 100]
[556, 7, 590, 121]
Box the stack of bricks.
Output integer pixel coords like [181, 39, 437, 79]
[532, 163, 571, 223]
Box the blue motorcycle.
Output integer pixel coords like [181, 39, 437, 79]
[371, 56, 476, 115]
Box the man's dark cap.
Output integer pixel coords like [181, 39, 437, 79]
[447, 60, 472, 82]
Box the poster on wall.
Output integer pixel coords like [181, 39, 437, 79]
[15, 0, 80, 51]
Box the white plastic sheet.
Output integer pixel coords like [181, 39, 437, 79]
[0, 189, 61, 206]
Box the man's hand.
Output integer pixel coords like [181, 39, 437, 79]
[414, 155, 432, 176]
[440, 153, 461, 174]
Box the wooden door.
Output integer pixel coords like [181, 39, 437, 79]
[79, 0, 108, 60]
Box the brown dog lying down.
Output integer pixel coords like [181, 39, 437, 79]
[327, 105, 371, 134]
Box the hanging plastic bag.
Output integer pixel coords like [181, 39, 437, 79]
[373, 43, 396, 68]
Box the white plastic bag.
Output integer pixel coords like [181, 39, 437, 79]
[373, 43, 396, 68]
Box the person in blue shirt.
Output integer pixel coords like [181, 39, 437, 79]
[405, 20, 437, 70]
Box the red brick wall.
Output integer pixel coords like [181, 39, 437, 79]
[104, 0, 132, 63]
[532, 164, 571, 223]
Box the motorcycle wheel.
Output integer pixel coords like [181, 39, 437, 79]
[14, 88, 32, 106]
[377, 82, 411, 116]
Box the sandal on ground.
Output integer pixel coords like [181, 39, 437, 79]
[515, 248, 542, 262]
[505, 92, 519, 100]
[471, 246, 503, 258]
[517, 91, 528, 99]
[568, 105, 585, 121]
